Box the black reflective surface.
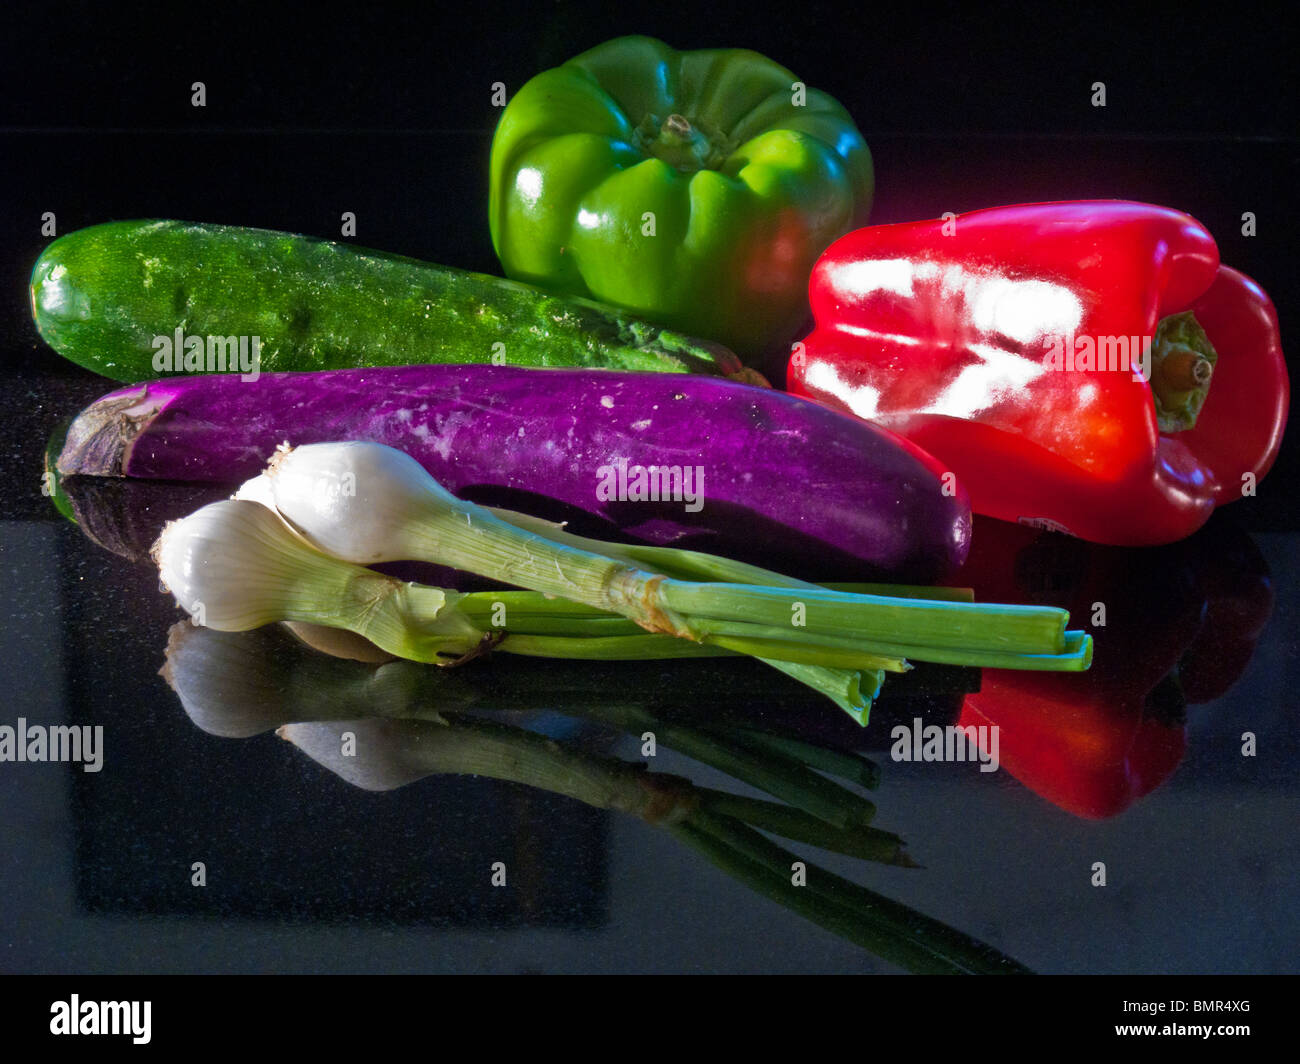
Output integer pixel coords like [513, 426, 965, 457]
[8, 377, 1299, 974]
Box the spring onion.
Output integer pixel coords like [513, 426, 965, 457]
[262, 441, 1090, 671]
[154, 439, 1092, 725]
[152, 496, 881, 720]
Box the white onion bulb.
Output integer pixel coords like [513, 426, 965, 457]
[154, 499, 345, 630]
[267, 441, 456, 564]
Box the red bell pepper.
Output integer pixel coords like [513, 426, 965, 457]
[789, 201, 1289, 545]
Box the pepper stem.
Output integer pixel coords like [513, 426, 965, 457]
[639, 113, 722, 171]
[1150, 311, 1218, 432]
[663, 113, 694, 140]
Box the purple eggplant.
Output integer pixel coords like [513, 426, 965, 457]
[58, 365, 971, 581]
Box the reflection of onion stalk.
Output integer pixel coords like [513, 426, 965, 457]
[162, 622, 874, 823]
[161, 623, 1029, 973]
[161, 622, 441, 738]
[282, 715, 1027, 974]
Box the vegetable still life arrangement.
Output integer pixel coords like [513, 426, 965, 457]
[26, 31, 1289, 969]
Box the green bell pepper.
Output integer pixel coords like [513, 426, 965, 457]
[489, 35, 873, 363]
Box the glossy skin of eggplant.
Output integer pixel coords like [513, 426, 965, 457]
[59, 364, 970, 582]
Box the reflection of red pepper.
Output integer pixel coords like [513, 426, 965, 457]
[1174, 519, 1275, 704]
[951, 515, 1272, 819]
[790, 202, 1289, 545]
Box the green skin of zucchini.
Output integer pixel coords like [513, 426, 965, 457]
[29, 220, 752, 383]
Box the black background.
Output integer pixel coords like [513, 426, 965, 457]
[2, 2, 1292, 136]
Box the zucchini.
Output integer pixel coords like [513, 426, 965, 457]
[30, 220, 755, 383]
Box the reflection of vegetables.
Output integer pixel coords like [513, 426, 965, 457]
[56, 474, 231, 562]
[161, 622, 437, 738]
[956, 523, 1199, 820]
[490, 35, 873, 363]
[30, 220, 751, 382]
[959, 667, 1189, 822]
[790, 202, 1289, 545]
[163, 621, 1028, 971]
[162, 622, 976, 742]
[1175, 519, 1275, 703]
[952, 515, 1273, 818]
[60, 362, 972, 583]
[279, 718, 1024, 973]
[41, 418, 76, 524]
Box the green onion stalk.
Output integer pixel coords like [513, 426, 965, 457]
[153, 497, 881, 720]
[155, 440, 1091, 725]
[260, 441, 1088, 666]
